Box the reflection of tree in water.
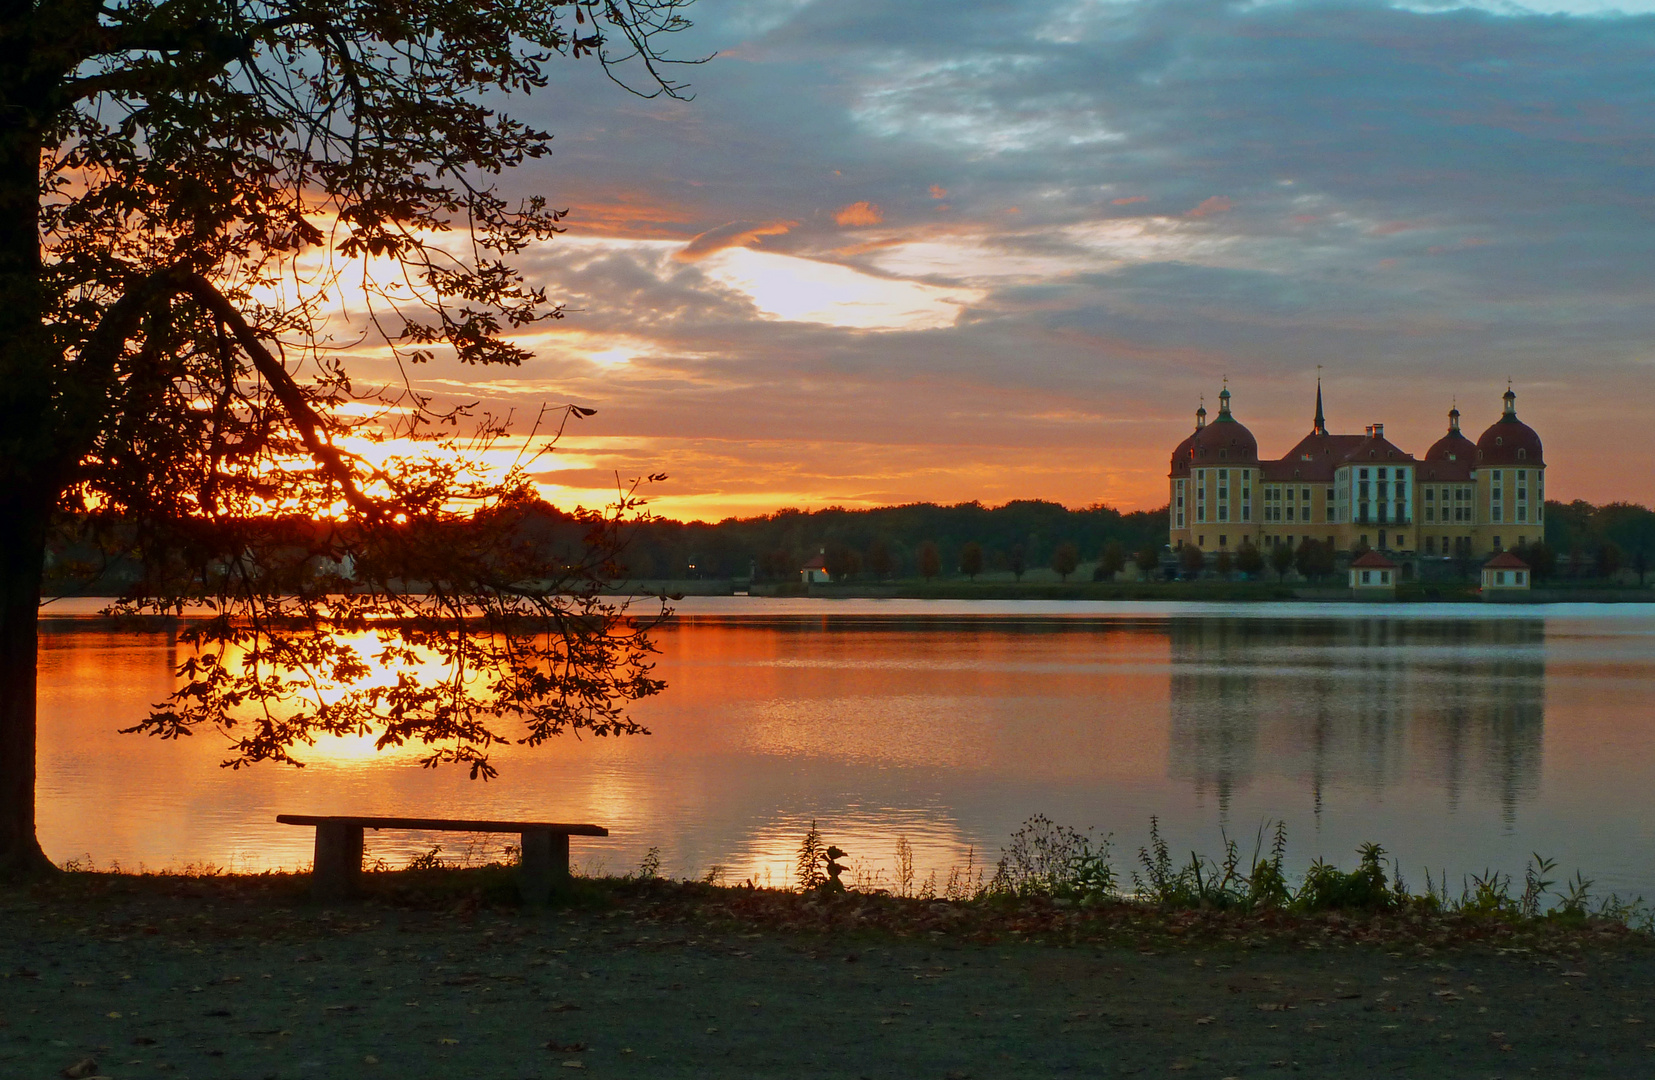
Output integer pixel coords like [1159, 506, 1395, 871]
[1167, 618, 1544, 824]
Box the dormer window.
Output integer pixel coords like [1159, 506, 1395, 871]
[1517, 448, 1526, 460]
[1219, 449, 1228, 459]
[1495, 437, 1503, 446]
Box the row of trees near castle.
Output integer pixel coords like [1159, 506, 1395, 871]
[615, 497, 1655, 585]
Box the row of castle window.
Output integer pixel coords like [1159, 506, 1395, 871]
[1181, 468, 1540, 530]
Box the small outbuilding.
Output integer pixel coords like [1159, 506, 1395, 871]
[1349, 550, 1398, 600]
[1480, 551, 1531, 599]
[800, 550, 831, 584]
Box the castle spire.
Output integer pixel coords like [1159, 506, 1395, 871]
[1448, 399, 1460, 433]
[1503, 381, 1517, 419]
[1313, 371, 1326, 435]
[1195, 397, 1206, 429]
[1217, 378, 1232, 419]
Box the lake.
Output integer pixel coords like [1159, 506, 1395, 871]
[34, 598, 1655, 901]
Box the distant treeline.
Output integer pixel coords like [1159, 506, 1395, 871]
[618, 500, 1170, 581]
[1540, 500, 1655, 579]
[40, 496, 1655, 593]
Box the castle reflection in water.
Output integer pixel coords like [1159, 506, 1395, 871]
[1167, 618, 1545, 822]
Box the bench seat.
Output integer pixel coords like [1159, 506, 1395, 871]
[276, 814, 608, 903]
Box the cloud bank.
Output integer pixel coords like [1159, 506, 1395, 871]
[382, 0, 1655, 518]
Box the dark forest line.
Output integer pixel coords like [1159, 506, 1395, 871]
[617, 500, 1169, 582]
[622, 497, 1655, 583]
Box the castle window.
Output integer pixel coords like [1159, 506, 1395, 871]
[1302, 488, 1310, 502]
[1493, 471, 1502, 481]
[1219, 449, 1227, 459]
[1518, 449, 1526, 460]
[1424, 489, 1434, 502]
[1496, 437, 1503, 446]
[1359, 469, 1369, 479]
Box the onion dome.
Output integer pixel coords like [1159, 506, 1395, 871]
[1189, 385, 1260, 464]
[1475, 387, 1544, 467]
[1169, 403, 1206, 476]
[1425, 405, 1475, 462]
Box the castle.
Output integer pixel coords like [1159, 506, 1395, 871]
[1168, 383, 1545, 558]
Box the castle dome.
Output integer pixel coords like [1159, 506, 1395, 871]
[1425, 406, 1475, 463]
[1188, 386, 1260, 465]
[1475, 388, 1544, 467]
[1169, 403, 1205, 476]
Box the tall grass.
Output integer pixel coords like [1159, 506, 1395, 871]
[794, 815, 1655, 931]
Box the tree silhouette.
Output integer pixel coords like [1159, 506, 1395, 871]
[918, 541, 942, 582]
[0, 0, 693, 876]
[1096, 540, 1125, 581]
[865, 537, 894, 580]
[1269, 542, 1295, 582]
[1136, 546, 1161, 580]
[1009, 543, 1028, 582]
[1050, 541, 1079, 582]
[1236, 542, 1264, 579]
[824, 541, 861, 582]
[959, 541, 984, 581]
[1214, 549, 1234, 580]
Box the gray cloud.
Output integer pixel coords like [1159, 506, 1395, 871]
[407, 0, 1655, 512]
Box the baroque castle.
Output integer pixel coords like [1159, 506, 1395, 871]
[1168, 383, 1545, 558]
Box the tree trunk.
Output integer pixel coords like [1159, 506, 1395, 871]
[0, 22, 60, 878]
[0, 504, 53, 877]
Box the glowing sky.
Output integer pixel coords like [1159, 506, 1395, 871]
[376, 0, 1655, 519]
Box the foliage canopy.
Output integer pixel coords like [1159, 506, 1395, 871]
[0, 0, 696, 873]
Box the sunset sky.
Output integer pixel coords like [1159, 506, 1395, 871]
[395, 0, 1655, 520]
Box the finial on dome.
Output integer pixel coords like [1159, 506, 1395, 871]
[1218, 380, 1232, 418]
[1448, 401, 1460, 433]
[1503, 382, 1517, 418]
[1195, 398, 1207, 429]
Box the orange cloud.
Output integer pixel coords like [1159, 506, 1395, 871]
[834, 201, 884, 227]
[929, 184, 948, 199]
[675, 220, 795, 262]
[1187, 196, 1233, 218]
[1111, 195, 1148, 205]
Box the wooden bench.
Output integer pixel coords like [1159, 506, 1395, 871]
[276, 815, 608, 903]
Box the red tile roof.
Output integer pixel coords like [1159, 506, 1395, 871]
[1351, 550, 1398, 569]
[1483, 551, 1529, 570]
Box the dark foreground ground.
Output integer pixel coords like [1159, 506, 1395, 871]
[3, 872, 1654, 1080]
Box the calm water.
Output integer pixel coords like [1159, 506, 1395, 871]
[34, 599, 1655, 899]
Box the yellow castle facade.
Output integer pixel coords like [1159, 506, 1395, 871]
[1168, 383, 1546, 558]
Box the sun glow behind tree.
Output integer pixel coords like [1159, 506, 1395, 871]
[0, 0, 700, 875]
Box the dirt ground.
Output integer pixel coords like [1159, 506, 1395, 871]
[3, 875, 1654, 1080]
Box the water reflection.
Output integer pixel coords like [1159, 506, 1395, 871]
[1167, 618, 1545, 824]
[32, 604, 1655, 897]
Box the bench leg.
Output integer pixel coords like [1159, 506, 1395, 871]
[519, 829, 571, 905]
[312, 822, 364, 902]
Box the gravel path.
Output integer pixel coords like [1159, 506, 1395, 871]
[3, 879, 1653, 1079]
